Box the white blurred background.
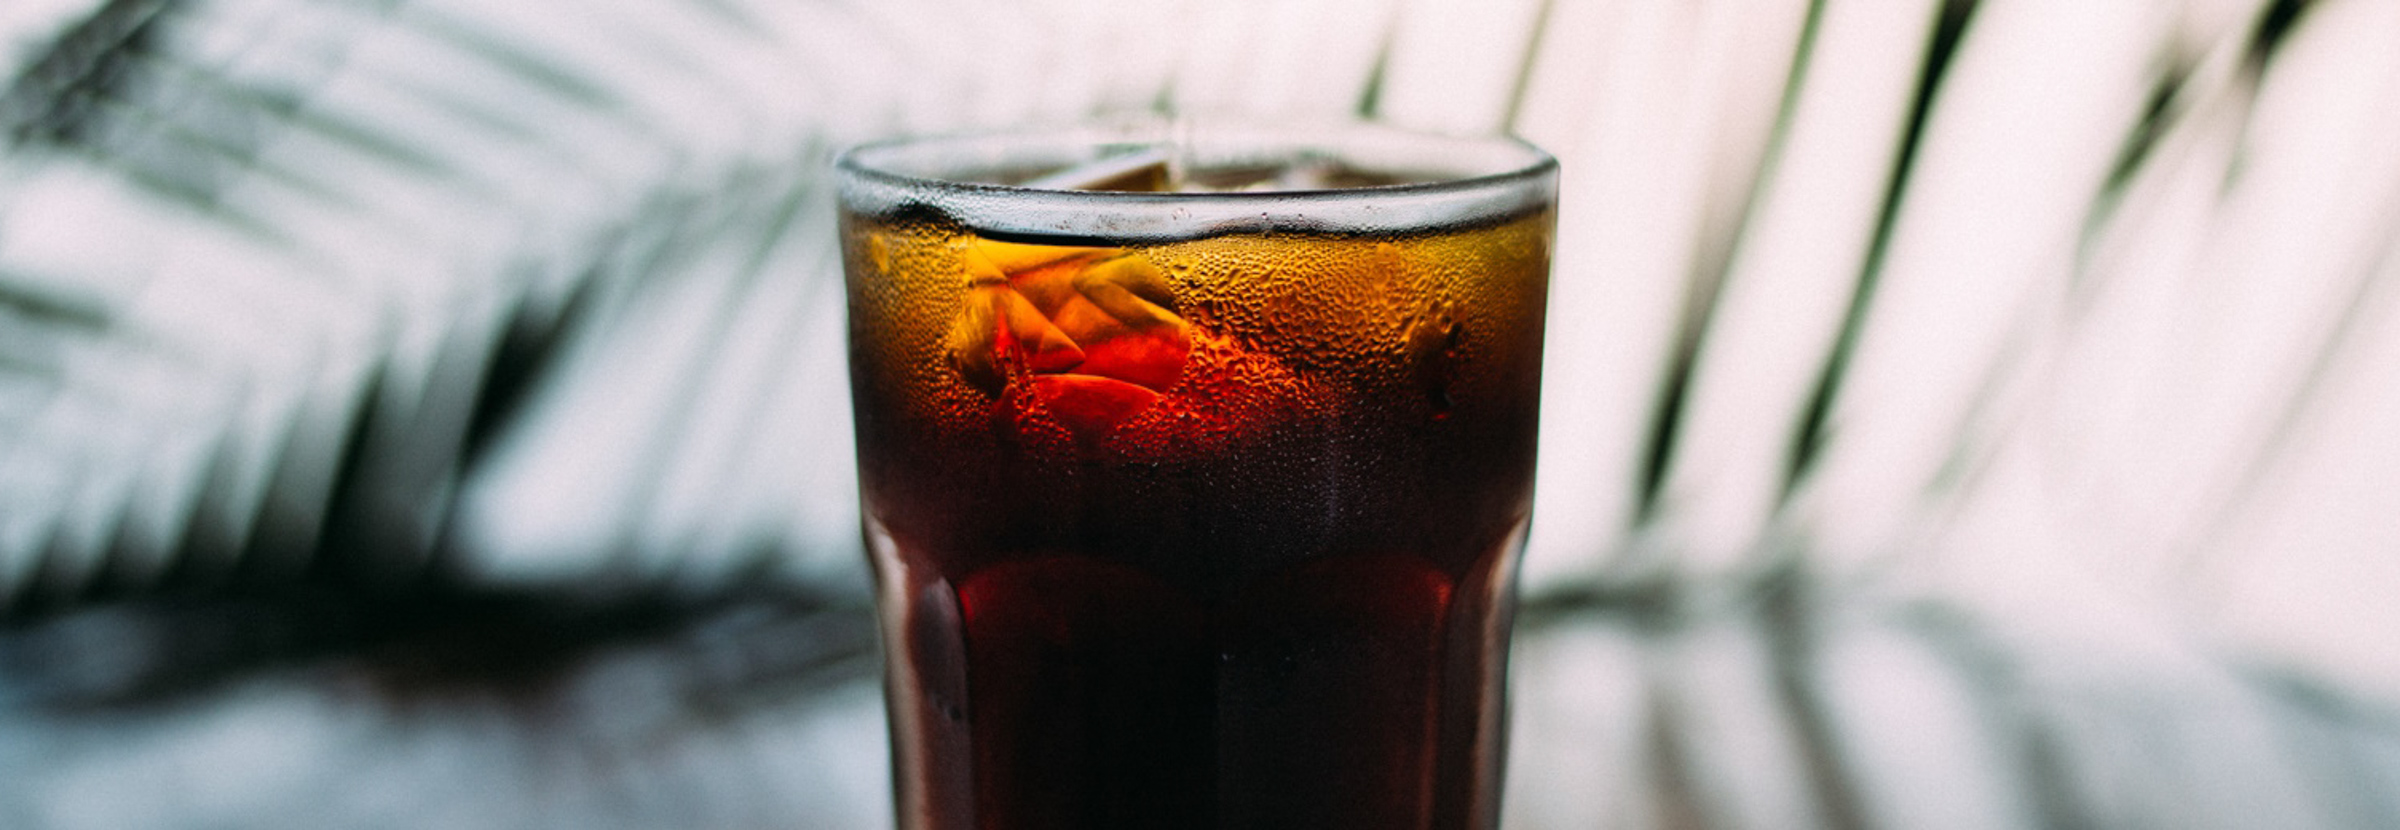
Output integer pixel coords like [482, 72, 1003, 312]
[3, 0, 2398, 827]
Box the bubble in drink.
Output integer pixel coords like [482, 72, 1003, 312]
[841, 138, 1553, 830]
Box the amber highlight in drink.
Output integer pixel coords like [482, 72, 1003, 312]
[835, 125, 1555, 830]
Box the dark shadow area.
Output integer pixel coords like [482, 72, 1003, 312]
[0, 576, 880, 716]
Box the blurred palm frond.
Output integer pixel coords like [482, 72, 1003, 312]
[6, 0, 2400, 827]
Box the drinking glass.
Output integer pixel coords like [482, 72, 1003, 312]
[833, 120, 1557, 830]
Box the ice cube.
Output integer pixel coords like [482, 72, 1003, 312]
[1007, 255, 1189, 393]
[1073, 255, 1183, 330]
[946, 286, 1004, 395]
[966, 238, 1107, 276]
[1020, 148, 1172, 192]
[994, 287, 1086, 373]
[947, 284, 1087, 396]
[1025, 374, 1161, 442]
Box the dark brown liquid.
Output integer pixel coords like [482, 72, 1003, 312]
[843, 212, 1551, 830]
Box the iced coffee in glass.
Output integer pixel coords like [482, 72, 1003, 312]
[834, 121, 1556, 830]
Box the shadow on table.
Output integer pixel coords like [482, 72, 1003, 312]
[7, 573, 2399, 830]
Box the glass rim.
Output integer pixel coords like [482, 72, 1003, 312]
[832, 119, 1558, 243]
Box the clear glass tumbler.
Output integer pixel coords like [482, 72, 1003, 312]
[833, 121, 1557, 830]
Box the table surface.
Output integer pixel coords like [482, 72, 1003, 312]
[4, 579, 2395, 830]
